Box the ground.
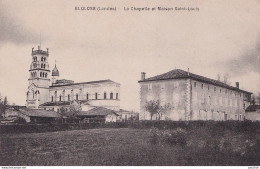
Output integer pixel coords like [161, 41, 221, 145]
[0, 127, 259, 166]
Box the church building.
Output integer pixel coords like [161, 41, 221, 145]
[26, 45, 120, 113]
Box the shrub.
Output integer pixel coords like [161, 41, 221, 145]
[149, 127, 187, 147]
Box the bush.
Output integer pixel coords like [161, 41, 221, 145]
[149, 127, 187, 147]
[14, 117, 26, 124]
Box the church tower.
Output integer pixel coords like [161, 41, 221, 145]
[26, 45, 50, 109]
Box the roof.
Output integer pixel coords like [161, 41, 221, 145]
[116, 109, 139, 115]
[138, 69, 251, 94]
[77, 107, 119, 116]
[40, 101, 71, 106]
[246, 105, 260, 112]
[50, 79, 120, 87]
[20, 109, 59, 118]
[40, 100, 90, 107]
[52, 64, 59, 76]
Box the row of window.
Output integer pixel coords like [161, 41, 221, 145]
[33, 56, 47, 62]
[40, 72, 48, 78]
[194, 82, 242, 97]
[51, 92, 119, 102]
[33, 63, 47, 69]
[31, 72, 48, 78]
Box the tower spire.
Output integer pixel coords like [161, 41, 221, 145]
[40, 32, 41, 48]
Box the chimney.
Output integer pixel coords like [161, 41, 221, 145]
[141, 72, 146, 81]
[236, 82, 239, 88]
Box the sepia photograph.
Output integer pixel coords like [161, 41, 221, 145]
[0, 0, 260, 167]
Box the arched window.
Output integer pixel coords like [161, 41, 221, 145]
[104, 92, 107, 99]
[43, 64, 45, 69]
[51, 96, 54, 102]
[86, 93, 89, 100]
[41, 57, 43, 61]
[95, 93, 98, 100]
[44, 58, 46, 62]
[59, 95, 62, 101]
[68, 94, 70, 101]
[110, 93, 113, 99]
[45, 73, 47, 78]
[76, 94, 79, 100]
[116, 93, 118, 99]
[40, 72, 42, 77]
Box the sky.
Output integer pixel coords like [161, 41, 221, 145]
[0, 0, 259, 111]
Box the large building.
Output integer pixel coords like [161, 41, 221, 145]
[26, 46, 120, 113]
[138, 69, 252, 121]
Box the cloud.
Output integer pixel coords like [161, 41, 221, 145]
[0, 8, 37, 46]
[216, 39, 260, 77]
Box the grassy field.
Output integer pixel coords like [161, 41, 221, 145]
[0, 127, 259, 166]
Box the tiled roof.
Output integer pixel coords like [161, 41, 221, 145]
[40, 101, 71, 106]
[138, 69, 251, 94]
[20, 109, 59, 118]
[50, 79, 120, 87]
[40, 100, 90, 107]
[246, 105, 260, 112]
[116, 109, 139, 115]
[77, 107, 119, 116]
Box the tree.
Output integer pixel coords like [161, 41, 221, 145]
[145, 100, 172, 120]
[223, 73, 230, 85]
[145, 100, 160, 120]
[0, 96, 7, 118]
[251, 94, 256, 105]
[158, 103, 172, 120]
[256, 92, 260, 105]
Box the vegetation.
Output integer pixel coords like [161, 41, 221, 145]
[0, 95, 8, 119]
[145, 100, 172, 120]
[0, 121, 259, 166]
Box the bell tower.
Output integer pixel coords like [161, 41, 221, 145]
[26, 45, 50, 109]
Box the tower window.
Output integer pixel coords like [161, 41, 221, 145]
[86, 93, 89, 100]
[95, 93, 98, 100]
[76, 94, 79, 100]
[110, 93, 113, 99]
[60, 95, 62, 101]
[68, 94, 70, 101]
[116, 93, 118, 99]
[104, 92, 107, 99]
[51, 96, 54, 102]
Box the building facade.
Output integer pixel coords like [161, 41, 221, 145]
[138, 69, 252, 121]
[26, 45, 120, 112]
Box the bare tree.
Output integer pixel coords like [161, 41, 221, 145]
[223, 73, 230, 84]
[217, 73, 221, 81]
[256, 92, 260, 105]
[145, 100, 172, 120]
[145, 100, 160, 120]
[158, 103, 172, 120]
[0, 96, 7, 119]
